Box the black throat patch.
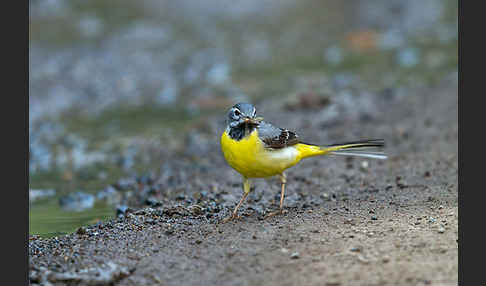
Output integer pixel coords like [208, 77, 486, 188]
[228, 124, 255, 141]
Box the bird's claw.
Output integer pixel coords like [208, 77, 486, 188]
[221, 213, 241, 223]
[264, 209, 287, 219]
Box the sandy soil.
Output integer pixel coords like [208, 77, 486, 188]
[29, 79, 458, 286]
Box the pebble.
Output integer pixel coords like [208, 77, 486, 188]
[438, 227, 445, 234]
[344, 218, 354, 225]
[371, 216, 378, 220]
[360, 161, 369, 171]
[145, 198, 162, 207]
[290, 252, 300, 259]
[116, 205, 130, 217]
[76, 227, 87, 235]
[164, 228, 174, 236]
[188, 205, 205, 216]
[321, 193, 330, 201]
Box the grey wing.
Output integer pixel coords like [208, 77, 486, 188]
[257, 121, 300, 149]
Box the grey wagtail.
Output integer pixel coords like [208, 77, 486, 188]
[220, 102, 386, 222]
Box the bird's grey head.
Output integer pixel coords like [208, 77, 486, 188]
[227, 103, 258, 128]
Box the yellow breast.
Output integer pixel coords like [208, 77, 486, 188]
[220, 129, 302, 178]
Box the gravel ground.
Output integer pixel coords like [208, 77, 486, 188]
[29, 78, 458, 285]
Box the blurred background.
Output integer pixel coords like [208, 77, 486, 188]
[29, 0, 457, 237]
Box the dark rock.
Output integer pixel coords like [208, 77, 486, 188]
[116, 205, 130, 217]
[76, 227, 87, 235]
[145, 198, 163, 207]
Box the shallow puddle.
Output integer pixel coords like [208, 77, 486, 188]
[29, 198, 115, 238]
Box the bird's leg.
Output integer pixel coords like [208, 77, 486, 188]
[279, 173, 287, 211]
[265, 173, 287, 219]
[222, 178, 251, 223]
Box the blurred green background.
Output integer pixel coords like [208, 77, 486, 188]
[29, 0, 457, 237]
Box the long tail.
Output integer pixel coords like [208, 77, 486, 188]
[296, 139, 387, 160]
[324, 139, 387, 159]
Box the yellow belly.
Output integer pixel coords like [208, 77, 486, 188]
[221, 130, 315, 178]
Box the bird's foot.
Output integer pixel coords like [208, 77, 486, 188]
[264, 209, 288, 219]
[221, 213, 241, 223]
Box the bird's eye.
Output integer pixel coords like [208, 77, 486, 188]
[234, 109, 240, 116]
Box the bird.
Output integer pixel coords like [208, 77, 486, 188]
[220, 102, 386, 222]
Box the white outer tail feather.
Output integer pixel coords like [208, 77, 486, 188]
[329, 151, 387, 160]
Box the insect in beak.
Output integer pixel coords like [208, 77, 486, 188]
[244, 117, 263, 124]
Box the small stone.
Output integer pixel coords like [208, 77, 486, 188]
[290, 252, 300, 259]
[344, 218, 354, 225]
[371, 216, 378, 220]
[151, 274, 161, 283]
[76, 227, 87, 235]
[145, 218, 155, 225]
[357, 254, 370, 264]
[145, 198, 162, 207]
[321, 193, 330, 201]
[188, 205, 205, 216]
[438, 227, 445, 234]
[281, 248, 289, 254]
[134, 209, 147, 215]
[360, 161, 369, 170]
[350, 247, 360, 252]
[164, 228, 174, 236]
[429, 217, 436, 223]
